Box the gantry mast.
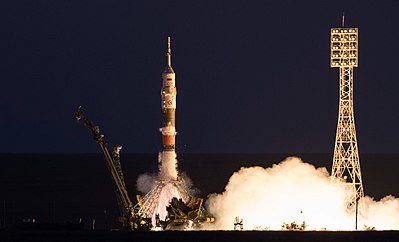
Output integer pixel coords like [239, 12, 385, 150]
[330, 18, 364, 208]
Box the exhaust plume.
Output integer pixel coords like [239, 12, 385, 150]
[136, 173, 157, 194]
[158, 151, 178, 181]
[205, 157, 399, 230]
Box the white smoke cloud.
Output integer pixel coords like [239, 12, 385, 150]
[179, 171, 199, 196]
[136, 152, 180, 194]
[360, 195, 399, 230]
[205, 157, 399, 231]
[158, 151, 178, 181]
[136, 173, 157, 194]
[136, 151, 193, 225]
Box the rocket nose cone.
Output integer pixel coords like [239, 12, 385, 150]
[163, 66, 175, 74]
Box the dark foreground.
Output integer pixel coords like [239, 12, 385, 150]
[1, 230, 399, 242]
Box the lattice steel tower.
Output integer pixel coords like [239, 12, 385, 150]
[330, 19, 364, 208]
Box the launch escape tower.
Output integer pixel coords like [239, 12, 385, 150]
[330, 18, 364, 208]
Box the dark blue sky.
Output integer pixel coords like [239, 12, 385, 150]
[1, 0, 398, 153]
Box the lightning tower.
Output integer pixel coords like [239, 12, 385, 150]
[330, 17, 364, 208]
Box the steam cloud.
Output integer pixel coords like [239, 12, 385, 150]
[136, 173, 157, 194]
[205, 157, 399, 230]
[136, 151, 193, 223]
[158, 151, 178, 181]
[136, 151, 179, 194]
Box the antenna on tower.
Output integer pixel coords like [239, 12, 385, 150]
[342, 12, 345, 27]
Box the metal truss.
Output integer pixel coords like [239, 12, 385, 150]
[330, 27, 364, 209]
[135, 178, 190, 219]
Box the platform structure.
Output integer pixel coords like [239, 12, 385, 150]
[135, 179, 190, 220]
[330, 24, 364, 209]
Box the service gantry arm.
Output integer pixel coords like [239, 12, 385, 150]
[75, 106, 135, 229]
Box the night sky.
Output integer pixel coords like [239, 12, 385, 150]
[1, 0, 399, 154]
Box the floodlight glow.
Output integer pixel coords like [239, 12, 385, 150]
[330, 28, 358, 67]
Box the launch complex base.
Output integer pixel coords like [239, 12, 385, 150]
[2, 230, 399, 242]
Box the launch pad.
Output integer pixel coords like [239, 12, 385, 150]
[3, 231, 399, 242]
[71, 16, 398, 231]
[75, 37, 213, 231]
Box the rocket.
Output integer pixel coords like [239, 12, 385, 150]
[160, 37, 177, 151]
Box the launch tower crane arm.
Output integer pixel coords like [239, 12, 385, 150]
[74, 106, 137, 229]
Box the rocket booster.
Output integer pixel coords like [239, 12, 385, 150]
[160, 37, 177, 151]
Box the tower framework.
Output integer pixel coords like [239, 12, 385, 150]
[135, 179, 190, 219]
[330, 27, 364, 208]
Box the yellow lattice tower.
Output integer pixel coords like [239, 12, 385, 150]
[330, 19, 364, 209]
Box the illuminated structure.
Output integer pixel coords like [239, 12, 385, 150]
[160, 36, 177, 154]
[77, 38, 208, 230]
[135, 37, 205, 228]
[330, 18, 364, 208]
